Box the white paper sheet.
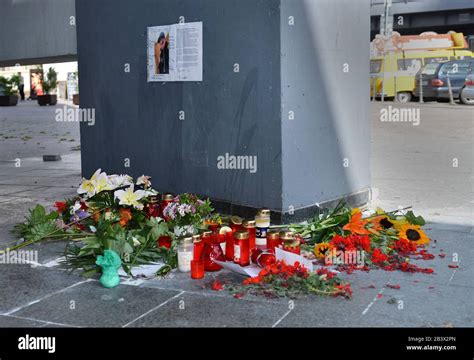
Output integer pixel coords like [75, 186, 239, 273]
[275, 247, 314, 271]
[147, 22, 203, 82]
[213, 260, 261, 278]
[118, 262, 165, 278]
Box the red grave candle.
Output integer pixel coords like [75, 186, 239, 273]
[243, 220, 256, 251]
[217, 233, 227, 256]
[225, 230, 234, 261]
[202, 231, 224, 271]
[280, 231, 301, 255]
[191, 260, 205, 279]
[230, 216, 243, 233]
[193, 234, 204, 260]
[146, 196, 161, 218]
[160, 194, 174, 218]
[233, 230, 250, 266]
[267, 231, 282, 252]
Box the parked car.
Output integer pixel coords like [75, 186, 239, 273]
[460, 74, 474, 105]
[414, 59, 474, 102]
[370, 49, 473, 102]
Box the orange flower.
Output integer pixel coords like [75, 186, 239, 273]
[343, 212, 370, 235]
[119, 208, 132, 227]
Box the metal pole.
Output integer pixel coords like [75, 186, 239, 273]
[419, 72, 424, 104]
[372, 76, 377, 101]
[381, 54, 386, 103]
[394, 76, 397, 102]
[447, 74, 455, 105]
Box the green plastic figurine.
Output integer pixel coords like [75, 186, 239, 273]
[96, 250, 122, 288]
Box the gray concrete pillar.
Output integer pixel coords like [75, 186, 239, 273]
[76, 0, 371, 222]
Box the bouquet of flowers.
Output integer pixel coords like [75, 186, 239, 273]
[162, 193, 213, 236]
[308, 206, 434, 274]
[9, 169, 213, 276]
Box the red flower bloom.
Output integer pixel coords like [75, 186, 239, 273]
[411, 249, 435, 260]
[330, 234, 356, 251]
[371, 248, 388, 265]
[351, 235, 372, 252]
[211, 280, 224, 291]
[391, 238, 417, 255]
[316, 267, 336, 280]
[54, 201, 67, 214]
[157, 235, 172, 249]
[335, 283, 353, 298]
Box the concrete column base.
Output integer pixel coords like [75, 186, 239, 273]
[211, 188, 372, 224]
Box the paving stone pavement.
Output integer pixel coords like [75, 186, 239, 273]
[0, 101, 472, 327]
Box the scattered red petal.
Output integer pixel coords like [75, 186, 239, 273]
[386, 284, 401, 290]
[448, 264, 459, 269]
[211, 280, 224, 291]
[376, 294, 383, 299]
[428, 286, 435, 289]
[438, 253, 446, 258]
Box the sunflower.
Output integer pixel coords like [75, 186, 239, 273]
[398, 224, 430, 246]
[392, 217, 409, 230]
[370, 215, 394, 230]
[314, 242, 335, 259]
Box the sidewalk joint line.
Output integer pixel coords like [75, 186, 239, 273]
[2, 279, 94, 316]
[122, 290, 186, 328]
[272, 308, 293, 328]
[3, 314, 79, 328]
[447, 257, 462, 285]
[362, 281, 389, 315]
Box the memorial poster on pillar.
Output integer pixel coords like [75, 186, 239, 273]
[147, 22, 203, 82]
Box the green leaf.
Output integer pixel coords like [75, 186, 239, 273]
[82, 268, 99, 277]
[123, 242, 134, 254]
[405, 211, 425, 226]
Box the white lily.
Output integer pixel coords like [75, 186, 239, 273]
[94, 171, 111, 193]
[114, 185, 146, 209]
[136, 175, 152, 188]
[77, 169, 110, 198]
[107, 174, 133, 190]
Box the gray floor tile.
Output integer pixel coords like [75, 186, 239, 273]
[14, 282, 182, 327]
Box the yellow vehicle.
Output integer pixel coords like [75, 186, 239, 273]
[370, 49, 473, 102]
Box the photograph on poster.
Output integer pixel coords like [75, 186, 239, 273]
[147, 22, 203, 82]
